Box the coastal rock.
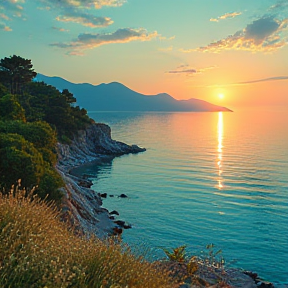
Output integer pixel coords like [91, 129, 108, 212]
[257, 282, 274, 288]
[119, 193, 128, 198]
[57, 123, 145, 171]
[110, 210, 120, 216]
[56, 122, 145, 237]
[113, 227, 123, 235]
[78, 179, 93, 188]
[114, 220, 126, 227]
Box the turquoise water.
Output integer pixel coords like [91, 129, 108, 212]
[74, 108, 288, 284]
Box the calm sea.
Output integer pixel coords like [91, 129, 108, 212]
[73, 108, 288, 284]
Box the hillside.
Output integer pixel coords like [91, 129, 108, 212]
[36, 74, 232, 112]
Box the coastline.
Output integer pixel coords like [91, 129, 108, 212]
[55, 122, 145, 237]
[54, 122, 282, 288]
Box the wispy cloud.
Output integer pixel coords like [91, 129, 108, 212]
[0, 12, 12, 31]
[0, 13, 11, 21]
[38, 0, 119, 28]
[235, 76, 288, 85]
[56, 11, 113, 27]
[210, 12, 242, 22]
[203, 76, 288, 88]
[52, 26, 69, 32]
[51, 28, 159, 54]
[269, 0, 288, 12]
[39, 0, 126, 10]
[166, 65, 217, 76]
[1, 0, 125, 29]
[0, 0, 25, 18]
[182, 16, 288, 53]
[0, 23, 12, 31]
[167, 68, 197, 75]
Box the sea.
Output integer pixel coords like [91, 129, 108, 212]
[72, 107, 288, 285]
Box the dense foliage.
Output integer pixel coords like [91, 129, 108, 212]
[0, 55, 92, 202]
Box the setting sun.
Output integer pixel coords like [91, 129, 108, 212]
[218, 93, 225, 99]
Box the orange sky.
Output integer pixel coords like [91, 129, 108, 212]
[1, 0, 288, 109]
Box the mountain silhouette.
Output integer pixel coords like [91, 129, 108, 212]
[36, 74, 232, 112]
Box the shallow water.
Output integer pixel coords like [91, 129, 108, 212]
[73, 108, 288, 284]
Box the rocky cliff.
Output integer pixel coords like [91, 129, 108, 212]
[56, 122, 145, 237]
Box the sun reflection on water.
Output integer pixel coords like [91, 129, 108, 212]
[217, 112, 223, 189]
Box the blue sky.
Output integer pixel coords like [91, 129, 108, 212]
[1, 0, 288, 108]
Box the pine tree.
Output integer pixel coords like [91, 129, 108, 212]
[0, 55, 37, 94]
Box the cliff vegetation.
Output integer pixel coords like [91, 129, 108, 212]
[0, 55, 92, 202]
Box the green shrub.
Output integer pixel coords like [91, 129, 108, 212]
[0, 133, 44, 188]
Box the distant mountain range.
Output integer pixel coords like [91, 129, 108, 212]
[36, 74, 232, 112]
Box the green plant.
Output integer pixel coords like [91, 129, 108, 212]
[202, 243, 225, 269]
[0, 187, 176, 288]
[163, 245, 187, 263]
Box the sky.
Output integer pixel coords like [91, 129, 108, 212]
[0, 0, 288, 109]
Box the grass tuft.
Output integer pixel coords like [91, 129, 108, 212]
[0, 187, 175, 288]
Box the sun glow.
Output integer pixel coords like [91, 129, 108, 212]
[218, 93, 224, 99]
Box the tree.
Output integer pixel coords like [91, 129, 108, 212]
[25, 81, 91, 139]
[61, 89, 76, 104]
[0, 133, 44, 189]
[0, 120, 57, 165]
[0, 94, 26, 121]
[0, 55, 37, 94]
[0, 83, 9, 97]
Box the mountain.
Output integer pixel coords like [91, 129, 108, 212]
[36, 74, 232, 112]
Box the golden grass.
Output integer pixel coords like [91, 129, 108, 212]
[0, 187, 175, 288]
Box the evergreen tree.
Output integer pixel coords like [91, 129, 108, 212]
[0, 55, 37, 94]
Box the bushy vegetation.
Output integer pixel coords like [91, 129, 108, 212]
[0, 189, 175, 288]
[0, 55, 92, 202]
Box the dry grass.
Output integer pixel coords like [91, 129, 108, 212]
[0, 187, 175, 288]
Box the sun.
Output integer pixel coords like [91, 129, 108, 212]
[218, 93, 224, 99]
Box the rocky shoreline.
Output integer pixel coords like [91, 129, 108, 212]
[55, 122, 282, 288]
[55, 122, 145, 237]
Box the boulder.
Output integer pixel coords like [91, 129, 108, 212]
[110, 210, 120, 216]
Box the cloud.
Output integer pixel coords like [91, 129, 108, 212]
[36, 1, 126, 28]
[0, 23, 12, 31]
[190, 16, 288, 53]
[168, 68, 197, 75]
[0, 0, 25, 18]
[203, 76, 288, 88]
[50, 28, 159, 54]
[0, 13, 11, 21]
[56, 11, 113, 27]
[36, 1, 118, 28]
[269, 0, 288, 11]
[210, 12, 242, 22]
[39, 0, 126, 10]
[235, 76, 288, 85]
[166, 65, 217, 76]
[52, 26, 69, 32]
[0, 0, 126, 32]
